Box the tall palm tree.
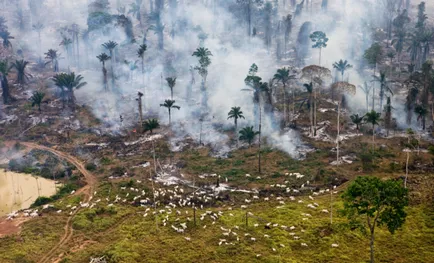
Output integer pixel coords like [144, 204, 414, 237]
[0, 30, 14, 49]
[137, 44, 147, 86]
[273, 67, 296, 123]
[332, 59, 352, 82]
[192, 47, 212, 109]
[392, 29, 406, 74]
[44, 49, 59, 72]
[32, 22, 44, 59]
[30, 91, 45, 112]
[414, 104, 427, 130]
[228, 106, 245, 145]
[143, 118, 160, 134]
[10, 60, 32, 84]
[372, 71, 393, 110]
[0, 60, 11, 104]
[102, 41, 118, 90]
[52, 72, 87, 108]
[239, 126, 260, 147]
[148, 11, 165, 50]
[166, 77, 176, 99]
[359, 81, 372, 112]
[60, 37, 73, 69]
[364, 110, 381, 150]
[350, 114, 365, 134]
[303, 82, 314, 135]
[97, 53, 111, 91]
[160, 99, 180, 125]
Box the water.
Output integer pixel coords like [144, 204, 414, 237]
[0, 170, 57, 216]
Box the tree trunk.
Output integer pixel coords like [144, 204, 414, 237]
[314, 87, 317, 136]
[1, 75, 10, 104]
[283, 83, 287, 125]
[168, 108, 171, 125]
[235, 119, 239, 146]
[258, 97, 262, 173]
[247, 0, 251, 37]
[319, 48, 322, 66]
[336, 102, 340, 165]
[372, 124, 375, 151]
[370, 229, 375, 263]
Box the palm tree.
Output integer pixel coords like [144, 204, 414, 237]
[192, 47, 212, 109]
[0, 30, 14, 49]
[166, 77, 176, 99]
[332, 59, 352, 82]
[392, 29, 406, 74]
[350, 114, 365, 134]
[383, 97, 393, 137]
[137, 44, 147, 86]
[228, 106, 245, 145]
[303, 82, 314, 135]
[160, 99, 180, 125]
[60, 37, 73, 69]
[32, 22, 44, 58]
[239, 126, 260, 147]
[128, 0, 143, 24]
[273, 67, 296, 123]
[143, 119, 160, 134]
[364, 110, 381, 150]
[44, 49, 59, 72]
[359, 81, 372, 112]
[10, 60, 32, 84]
[372, 71, 393, 110]
[0, 60, 11, 104]
[52, 72, 87, 109]
[102, 41, 118, 90]
[414, 104, 427, 130]
[148, 12, 165, 50]
[97, 53, 111, 91]
[30, 91, 45, 112]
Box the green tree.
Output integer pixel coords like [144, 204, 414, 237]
[303, 82, 314, 135]
[192, 47, 212, 109]
[332, 59, 352, 81]
[52, 72, 87, 109]
[10, 60, 32, 84]
[364, 110, 381, 150]
[309, 31, 328, 65]
[96, 53, 111, 91]
[0, 60, 11, 104]
[44, 49, 59, 72]
[0, 30, 14, 49]
[350, 114, 365, 134]
[273, 67, 297, 123]
[414, 104, 427, 130]
[239, 126, 259, 147]
[143, 119, 160, 134]
[30, 91, 45, 112]
[227, 106, 245, 145]
[342, 176, 408, 263]
[166, 77, 176, 99]
[102, 41, 118, 90]
[372, 71, 393, 110]
[364, 43, 383, 77]
[160, 99, 180, 125]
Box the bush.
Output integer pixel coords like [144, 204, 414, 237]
[31, 196, 52, 207]
[100, 157, 111, 165]
[85, 162, 97, 171]
[428, 145, 434, 155]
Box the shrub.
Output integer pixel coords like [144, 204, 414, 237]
[31, 196, 52, 207]
[85, 162, 97, 171]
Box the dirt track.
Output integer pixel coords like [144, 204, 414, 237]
[17, 142, 97, 263]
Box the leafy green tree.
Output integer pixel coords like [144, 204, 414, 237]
[364, 110, 381, 150]
[239, 126, 259, 147]
[102, 41, 118, 90]
[372, 71, 393, 110]
[52, 72, 87, 108]
[227, 106, 245, 143]
[10, 60, 32, 84]
[363, 43, 383, 77]
[350, 114, 365, 134]
[0, 30, 14, 49]
[166, 77, 176, 99]
[0, 60, 11, 104]
[342, 176, 408, 263]
[309, 31, 328, 65]
[160, 99, 180, 125]
[96, 53, 111, 91]
[414, 104, 427, 130]
[273, 67, 296, 123]
[30, 91, 45, 112]
[303, 82, 314, 134]
[192, 47, 212, 108]
[44, 49, 59, 72]
[143, 119, 160, 134]
[332, 59, 352, 81]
